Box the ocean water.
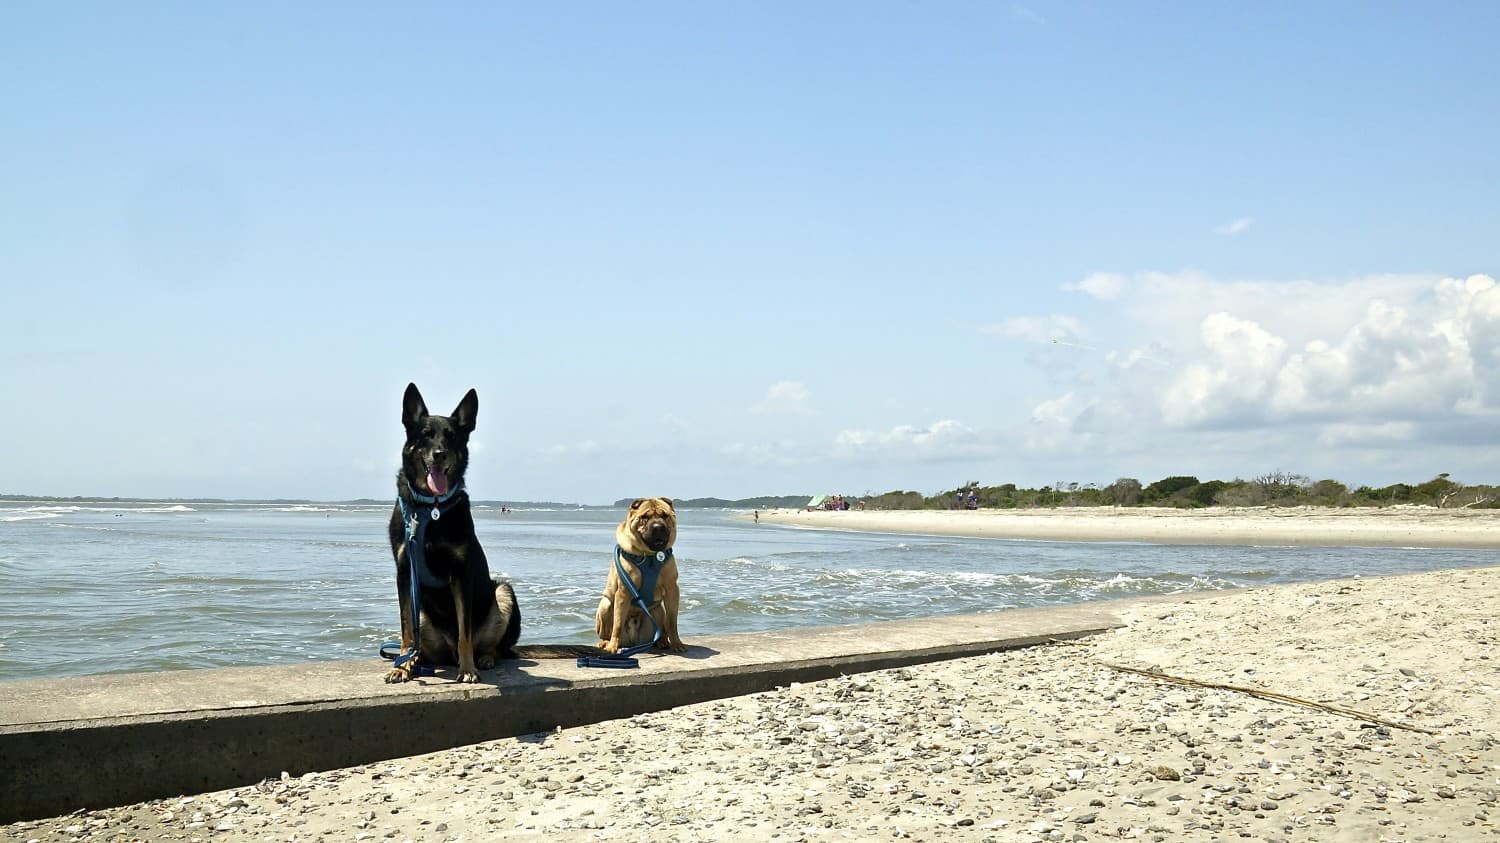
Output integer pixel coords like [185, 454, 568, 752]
[2, 500, 1497, 683]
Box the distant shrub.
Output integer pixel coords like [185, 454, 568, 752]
[862, 491, 925, 510]
[1104, 478, 1142, 506]
[1143, 476, 1199, 503]
[1306, 479, 1350, 505]
[1179, 480, 1227, 507]
[1251, 470, 1311, 505]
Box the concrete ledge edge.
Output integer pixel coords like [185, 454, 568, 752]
[0, 604, 1124, 822]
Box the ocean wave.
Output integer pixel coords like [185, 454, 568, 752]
[9, 505, 84, 513]
[264, 505, 341, 513]
[720, 597, 806, 616]
[786, 566, 1252, 599]
[708, 556, 769, 568]
[1, 503, 199, 519]
[1, 511, 66, 522]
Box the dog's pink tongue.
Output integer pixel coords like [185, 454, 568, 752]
[427, 469, 450, 497]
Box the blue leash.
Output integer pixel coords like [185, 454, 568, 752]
[577, 545, 672, 669]
[379, 482, 467, 677]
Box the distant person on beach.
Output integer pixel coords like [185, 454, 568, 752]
[754, 510, 760, 524]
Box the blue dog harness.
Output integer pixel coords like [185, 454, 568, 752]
[378, 482, 468, 676]
[577, 545, 673, 669]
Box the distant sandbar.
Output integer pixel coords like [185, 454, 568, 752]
[748, 505, 1500, 548]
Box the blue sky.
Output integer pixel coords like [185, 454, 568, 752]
[4, 2, 1500, 503]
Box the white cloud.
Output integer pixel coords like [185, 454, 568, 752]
[1271, 299, 1472, 417]
[1214, 217, 1254, 235]
[1016, 272, 1500, 480]
[1023, 392, 1100, 454]
[1063, 272, 1125, 301]
[833, 420, 994, 462]
[1075, 270, 1443, 360]
[1442, 274, 1500, 405]
[1159, 290, 1487, 430]
[751, 380, 814, 415]
[1105, 342, 1173, 369]
[982, 314, 1084, 344]
[1030, 392, 1087, 427]
[1068, 274, 1488, 432]
[1161, 312, 1287, 427]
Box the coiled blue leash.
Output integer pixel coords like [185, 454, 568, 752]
[577, 546, 672, 669]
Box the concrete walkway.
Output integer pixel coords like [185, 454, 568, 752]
[0, 603, 1121, 823]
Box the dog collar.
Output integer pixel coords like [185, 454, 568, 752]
[405, 480, 462, 504]
[616, 546, 672, 567]
[398, 485, 467, 525]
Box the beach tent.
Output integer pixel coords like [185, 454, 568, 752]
[806, 495, 827, 508]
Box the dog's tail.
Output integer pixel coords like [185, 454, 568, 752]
[512, 643, 606, 659]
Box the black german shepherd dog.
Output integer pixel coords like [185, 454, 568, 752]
[385, 383, 519, 683]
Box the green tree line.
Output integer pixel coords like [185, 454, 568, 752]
[857, 472, 1499, 510]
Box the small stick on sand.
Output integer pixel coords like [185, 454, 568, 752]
[1100, 661, 1440, 735]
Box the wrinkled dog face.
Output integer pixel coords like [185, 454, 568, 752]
[401, 383, 478, 498]
[627, 497, 677, 552]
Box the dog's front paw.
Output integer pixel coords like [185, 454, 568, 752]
[385, 665, 415, 683]
[601, 639, 621, 654]
[455, 668, 481, 683]
[659, 638, 688, 653]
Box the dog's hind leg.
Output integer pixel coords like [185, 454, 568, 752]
[605, 590, 635, 653]
[473, 585, 511, 669]
[492, 579, 522, 660]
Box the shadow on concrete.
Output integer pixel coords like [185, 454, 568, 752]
[645, 644, 720, 661]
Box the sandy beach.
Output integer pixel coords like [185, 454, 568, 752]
[751, 506, 1500, 548]
[6, 561, 1498, 842]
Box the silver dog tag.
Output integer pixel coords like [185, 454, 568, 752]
[431, 506, 441, 521]
[655, 551, 666, 562]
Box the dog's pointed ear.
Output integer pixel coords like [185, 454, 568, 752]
[452, 388, 478, 434]
[661, 497, 674, 510]
[402, 383, 428, 431]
